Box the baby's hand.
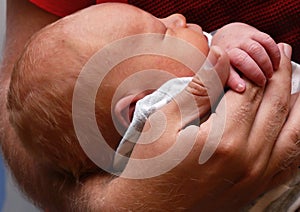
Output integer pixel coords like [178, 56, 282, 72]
[211, 22, 281, 92]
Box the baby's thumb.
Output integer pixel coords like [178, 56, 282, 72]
[162, 46, 230, 128]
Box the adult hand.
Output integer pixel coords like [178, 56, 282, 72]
[103, 43, 299, 211]
[212, 22, 281, 92]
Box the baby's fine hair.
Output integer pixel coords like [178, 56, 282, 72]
[7, 22, 102, 179]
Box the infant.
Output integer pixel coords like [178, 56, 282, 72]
[7, 3, 295, 179]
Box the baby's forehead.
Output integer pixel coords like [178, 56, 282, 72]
[21, 3, 166, 78]
[57, 3, 162, 39]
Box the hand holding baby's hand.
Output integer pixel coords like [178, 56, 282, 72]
[118, 44, 297, 211]
[212, 22, 281, 92]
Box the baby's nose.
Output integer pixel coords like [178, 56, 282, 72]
[160, 14, 187, 28]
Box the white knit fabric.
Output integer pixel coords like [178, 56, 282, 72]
[113, 77, 192, 171]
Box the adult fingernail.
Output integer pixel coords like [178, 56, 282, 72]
[283, 43, 292, 59]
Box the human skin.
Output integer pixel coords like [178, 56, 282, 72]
[0, 0, 63, 209]
[106, 43, 300, 211]
[1, 1, 300, 211]
[212, 22, 281, 90]
[6, 3, 214, 178]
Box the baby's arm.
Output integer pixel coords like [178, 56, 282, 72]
[211, 22, 281, 92]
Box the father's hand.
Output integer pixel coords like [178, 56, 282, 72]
[105, 43, 299, 211]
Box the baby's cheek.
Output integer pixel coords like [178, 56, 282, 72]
[179, 30, 209, 57]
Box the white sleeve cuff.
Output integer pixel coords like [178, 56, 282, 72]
[203, 31, 213, 46]
[292, 61, 300, 94]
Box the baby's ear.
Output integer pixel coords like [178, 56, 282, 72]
[114, 94, 136, 128]
[114, 91, 152, 128]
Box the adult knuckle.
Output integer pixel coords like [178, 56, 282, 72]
[216, 139, 251, 176]
[285, 127, 300, 143]
[215, 138, 239, 158]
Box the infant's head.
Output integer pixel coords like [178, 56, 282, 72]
[7, 3, 210, 178]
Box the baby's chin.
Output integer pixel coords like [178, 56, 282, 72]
[201, 43, 210, 57]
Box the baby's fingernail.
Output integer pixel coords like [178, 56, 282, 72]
[267, 71, 273, 79]
[236, 82, 245, 92]
[261, 78, 267, 86]
[283, 43, 292, 59]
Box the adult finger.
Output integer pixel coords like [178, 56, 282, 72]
[265, 91, 300, 178]
[120, 47, 230, 176]
[196, 77, 264, 166]
[195, 65, 266, 165]
[248, 43, 292, 163]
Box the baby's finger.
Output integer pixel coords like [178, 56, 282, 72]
[161, 46, 230, 129]
[228, 48, 266, 86]
[240, 40, 274, 79]
[253, 32, 281, 71]
[122, 47, 230, 173]
[226, 66, 246, 92]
